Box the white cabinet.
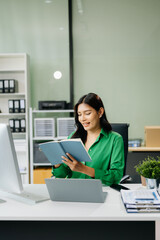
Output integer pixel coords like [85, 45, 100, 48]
[0, 53, 30, 183]
[29, 108, 74, 183]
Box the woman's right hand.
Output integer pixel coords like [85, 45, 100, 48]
[54, 164, 61, 168]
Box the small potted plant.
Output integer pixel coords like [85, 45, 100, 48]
[135, 156, 160, 189]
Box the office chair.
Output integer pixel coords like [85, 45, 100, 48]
[111, 123, 131, 183]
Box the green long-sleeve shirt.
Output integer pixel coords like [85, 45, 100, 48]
[52, 128, 124, 186]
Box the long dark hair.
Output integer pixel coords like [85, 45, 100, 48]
[71, 93, 112, 143]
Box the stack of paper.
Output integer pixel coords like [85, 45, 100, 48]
[121, 189, 160, 213]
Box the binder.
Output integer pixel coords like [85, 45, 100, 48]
[4, 80, 9, 93]
[8, 100, 14, 113]
[20, 99, 25, 113]
[14, 100, 20, 113]
[0, 80, 4, 93]
[9, 79, 15, 93]
[14, 119, 20, 132]
[9, 119, 15, 132]
[20, 119, 26, 132]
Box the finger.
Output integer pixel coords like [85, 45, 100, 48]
[62, 159, 69, 165]
[62, 159, 72, 168]
[61, 156, 73, 169]
[66, 153, 76, 162]
[61, 155, 73, 162]
[61, 156, 68, 161]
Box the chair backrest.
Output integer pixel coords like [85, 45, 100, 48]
[111, 123, 129, 175]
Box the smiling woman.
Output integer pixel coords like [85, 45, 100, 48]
[52, 93, 125, 186]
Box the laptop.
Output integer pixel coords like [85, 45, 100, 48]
[45, 178, 107, 203]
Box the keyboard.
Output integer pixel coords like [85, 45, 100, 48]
[133, 190, 155, 200]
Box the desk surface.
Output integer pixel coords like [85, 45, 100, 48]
[0, 184, 160, 221]
[129, 147, 160, 152]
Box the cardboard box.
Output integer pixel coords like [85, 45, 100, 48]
[145, 126, 160, 147]
[33, 167, 52, 184]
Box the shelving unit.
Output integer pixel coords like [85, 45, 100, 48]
[0, 53, 30, 183]
[29, 108, 74, 183]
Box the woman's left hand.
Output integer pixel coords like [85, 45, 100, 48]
[62, 153, 85, 173]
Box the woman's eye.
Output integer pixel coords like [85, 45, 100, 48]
[86, 112, 91, 115]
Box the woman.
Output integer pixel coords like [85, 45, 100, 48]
[52, 93, 124, 186]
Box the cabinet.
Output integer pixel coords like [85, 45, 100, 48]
[0, 53, 30, 183]
[126, 147, 160, 183]
[29, 108, 74, 183]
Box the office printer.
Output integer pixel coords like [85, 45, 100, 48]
[38, 101, 67, 110]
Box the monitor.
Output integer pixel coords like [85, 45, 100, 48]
[0, 123, 49, 204]
[0, 123, 23, 193]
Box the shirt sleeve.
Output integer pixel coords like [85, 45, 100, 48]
[94, 135, 124, 185]
[52, 163, 72, 178]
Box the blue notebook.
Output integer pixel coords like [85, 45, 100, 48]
[39, 139, 92, 165]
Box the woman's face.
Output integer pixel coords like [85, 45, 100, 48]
[77, 103, 103, 132]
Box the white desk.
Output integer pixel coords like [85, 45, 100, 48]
[0, 184, 159, 221]
[0, 184, 159, 240]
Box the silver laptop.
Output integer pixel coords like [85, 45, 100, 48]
[45, 178, 107, 203]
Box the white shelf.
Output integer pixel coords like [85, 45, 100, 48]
[12, 132, 26, 135]
[0, 113, 25, 117]
[0, 69, 25, 72]
[32, 109, 74, 113]
[0, 53, 30, 184]
[29, 107, 74, 183]
[33, 163, 52, 166]
[0, 93, 25, 97]
[33, 137, 67, 141]
[0, 53, 26, 57]
[20, 171, 28, 174]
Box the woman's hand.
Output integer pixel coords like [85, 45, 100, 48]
[62, 153, 95, 178]
[53, 164, 61, 168]
[62, 153, 85, 172]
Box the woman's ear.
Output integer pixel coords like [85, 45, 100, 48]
[98, 107, 104, 118]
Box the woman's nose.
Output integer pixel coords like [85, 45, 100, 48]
[80, 114, 85, 121]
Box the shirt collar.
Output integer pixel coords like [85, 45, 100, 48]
[96, 128, 108, 141]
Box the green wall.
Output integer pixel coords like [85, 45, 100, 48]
[0, 0, 160, 140]
[0, 0, 70, 107]
[73, 0, 160, 140]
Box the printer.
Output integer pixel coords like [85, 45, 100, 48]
[38, 101, 67, 110]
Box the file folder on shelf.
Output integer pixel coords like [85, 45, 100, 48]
[0, 80, 4, 93]
[20, 99, 25, 113]
[14, 100, 20, 113]
[9, 79, 16, 93]
[20, 119, 26, 132]
[8, 100, 14, 113]
[14, 119, 20, 132]
[9, 119, 15, 132]
[4, 80, 9, 93]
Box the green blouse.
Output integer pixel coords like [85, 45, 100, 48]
[52, 128, 124, 186]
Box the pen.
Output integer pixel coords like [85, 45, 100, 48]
[152, 191, 158, 200]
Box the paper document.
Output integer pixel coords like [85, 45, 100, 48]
[121, 189, 160, 213]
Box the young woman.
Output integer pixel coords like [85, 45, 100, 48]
[52, 93, 124, 186]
